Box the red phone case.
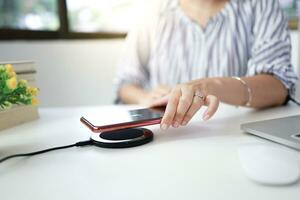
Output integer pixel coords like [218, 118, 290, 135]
[80, 116, 162, 133]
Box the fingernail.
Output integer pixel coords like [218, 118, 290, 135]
[203, 115, 210, 121]
[161, 124, 169, 130]
[181, 121, 188, 126]
[173, 121, 179, 128]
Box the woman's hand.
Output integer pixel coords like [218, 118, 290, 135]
[150, 82, 219, 130]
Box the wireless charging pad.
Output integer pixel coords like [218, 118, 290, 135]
[90, 128, 153, 148]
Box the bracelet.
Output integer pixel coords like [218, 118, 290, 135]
[232, 77, 252, 107]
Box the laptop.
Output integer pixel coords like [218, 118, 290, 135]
[241, 115, 300, 150]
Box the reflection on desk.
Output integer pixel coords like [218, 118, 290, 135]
[0, 103, 300, 200]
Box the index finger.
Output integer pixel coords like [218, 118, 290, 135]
[160, 89, 181, 130]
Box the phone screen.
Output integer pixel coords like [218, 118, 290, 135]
[81, 107, 165, 128]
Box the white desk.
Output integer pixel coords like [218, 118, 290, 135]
[0, 104, 300, 200]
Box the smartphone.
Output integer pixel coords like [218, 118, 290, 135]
[80, 107, 165, 133]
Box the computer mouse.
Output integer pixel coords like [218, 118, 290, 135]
[238, 143, 300, 186]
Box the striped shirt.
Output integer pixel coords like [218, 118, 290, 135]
[115, 0, 298, 99]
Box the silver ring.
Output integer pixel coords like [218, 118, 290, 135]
[194, 91, 205, 101]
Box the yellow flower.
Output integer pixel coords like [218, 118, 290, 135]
[27, 87, 39, 96]
[8, 71, 16, 78]
[6, 77, 17, 90]
[31, 98, 39, 105]
[5, 64, 14, 74]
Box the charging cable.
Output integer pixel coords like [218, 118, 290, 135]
[0, 140, 93, 164]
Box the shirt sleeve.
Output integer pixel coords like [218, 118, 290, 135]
[114, 26, 150, 90]
[113, 2, 158, 102]
[246, 0, 298, 98]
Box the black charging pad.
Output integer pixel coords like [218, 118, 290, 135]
[90, 128, 153, 148]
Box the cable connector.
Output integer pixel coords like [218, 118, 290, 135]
[75, 140, 93, 147]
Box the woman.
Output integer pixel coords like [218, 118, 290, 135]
[115, 0, 297, 130]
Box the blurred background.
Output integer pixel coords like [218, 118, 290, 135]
[0, 0, 140, 32]
[0, 0, 299, 107]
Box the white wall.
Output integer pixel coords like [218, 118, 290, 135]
[0, 31, 299, 107]
[0, 39, 125, 107]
